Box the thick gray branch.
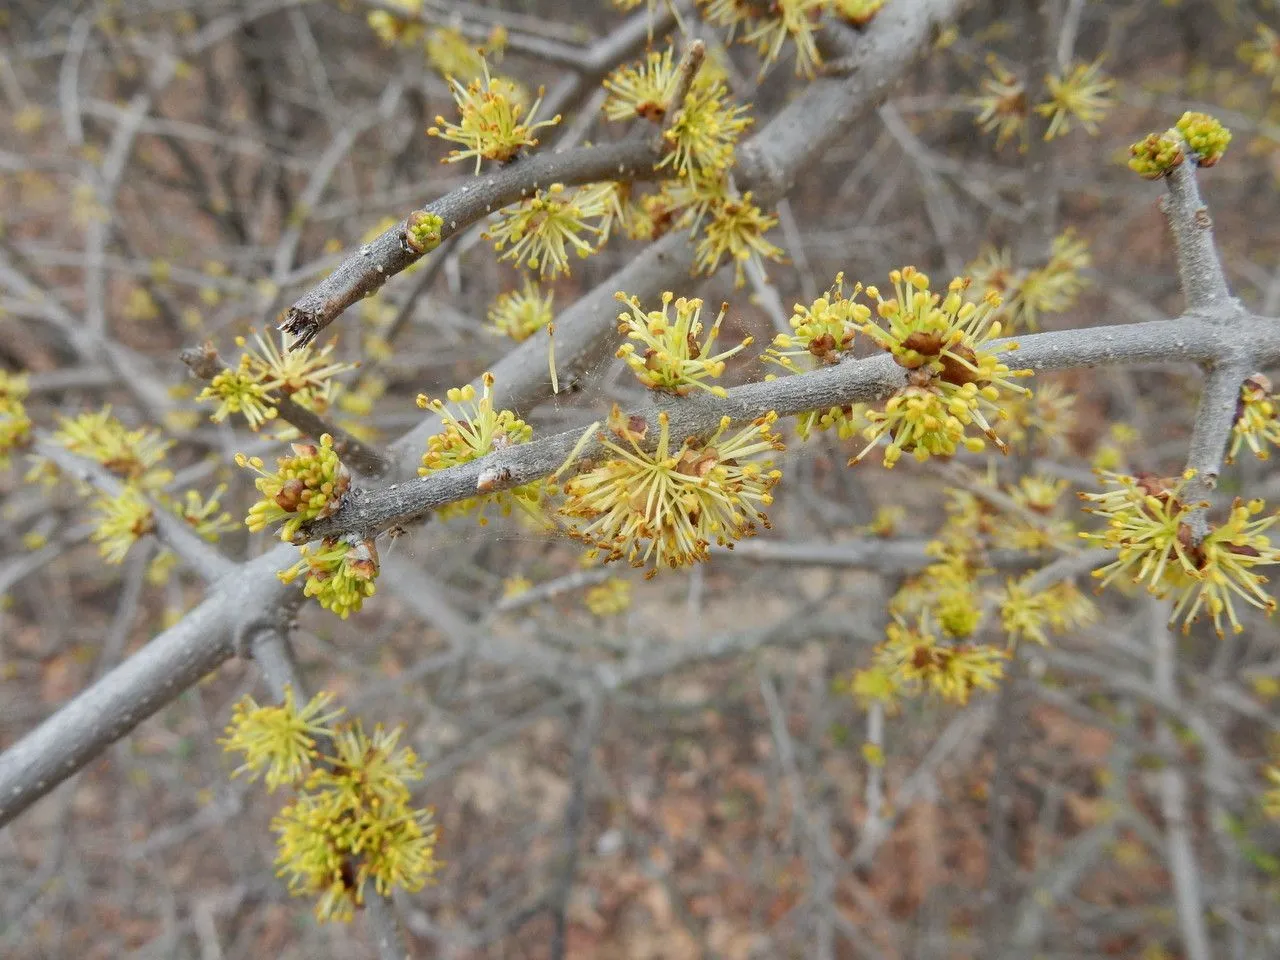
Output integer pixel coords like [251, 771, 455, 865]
[301, 313, 1280, 540]
[0, 545, 298, 827]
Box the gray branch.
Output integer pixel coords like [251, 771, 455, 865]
[300, 312, 1280, 541]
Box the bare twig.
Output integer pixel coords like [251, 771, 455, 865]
[1148, 600, 1214, 960]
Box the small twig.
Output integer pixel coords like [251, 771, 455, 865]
[179, 344, 392, 478]
[548, 690, 604, 960]
[278, 141, 670, 349]
[1148, 600, 1214, 960]
[656, 39, 706, 150]
[1162, 157, 1239, 317]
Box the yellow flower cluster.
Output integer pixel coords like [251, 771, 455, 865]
[89, 486, 156, 564]
[1129, 112, 1231, 178]
[484, 183, 609, 278]
[1080, 470, 1280, 636]
[279, 536, 379, 619]
[428, 65, 560, 173]
[221, 692, 439, 922]
[585, 577, 632, 616]
[765, 273, 870, 369]
[197, 331, 353, 432]
[417, 373, 546, 524]
[559, 407, 784, 577]
[614, 291, 752, 397]
[851, 267, 1032, 468]
[238, 435, 351, 542]
[968, 230, 1091, 332]
[53, 406, 173, 487]
[858, 617, 1009, 706]
[1230, 374, 1280, 462]
[0, 370, 32, 468]
[971, 56, 1027, 148]
[693, 191, 785, 286]
[487, 280, 554, 342]
[1036, 58, 1115, 140]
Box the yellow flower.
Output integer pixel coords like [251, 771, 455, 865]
[1080, 471, 1280, 636]
[1000, 576, 1096, 646]
[240, 330, 355, 400]
[1175, 111, 1231, 167]
[169, 485, 237, 541]
[487, 280, 554, 342]
[366, 0, 423, 47]
[614, 291, 752, 397]
[428, 64, 560, 173]
[833, 0, 885, 27]
[764, 273, 870, 370]
[416, 373, 547, 524]
[972, 55, 1028, 149]
[53, 407, 173, 487]
[271, 720, 439, 922]
[238, 435, 351, 541]
[197, 356, 278, 430]
[90, 485, 155, 564]
[220, 688, 344, 792]
[743, 0, 826, 78]
[1229, 374, 1280, 462]
[484, 183, 602, 278]
[850, 267, 1032, 467]
[1240, 24, 1280, 91]
[874, 616, 1008, 705]
[889, 556, 986, 640]
[603, 46, 683, 123]
[693, 191, 785, 286]
[659, 79, 752, 180]
[1036, 59, 1115, 140]
[585, 577, 632, 616]
[559, 407, 784, 577]
[279, 537, 379, 619]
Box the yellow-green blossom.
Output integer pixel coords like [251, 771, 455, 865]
[487, 280, 554, 342]
[851, 267, 1032, 467]
[743, 0, 826, 78]
[484, 183, 602, 278]
[1000, 576, 1097, 646]
[764, 273, 870, 370]
[220, 688, 344, 792]
[585, 577, 632, 616]
[659, 79, 752, 180]
[614, 291, 752, 397]
[280, 536, 379, 619]
[559, 407, 784, 577]
[90, 485, 155, 564]
[238, 435, 351, 541]
[1036, 58, 1114, 140]
[271, 720, 439, 921]
[1229, 374, 1280, 462]
[1175, 111, 1231, 167]
[197, 356, 279, 430]
[1080, 471, 1280, 636]
[53, 407, 173, 487]
[428, 65, 560, 173]
[694, 192, 785, 286]
[872, 616, 1008, 705]
[972, 55, 1028, 149]
[169, 485, 237, 541]
[416, 373, 546, 524]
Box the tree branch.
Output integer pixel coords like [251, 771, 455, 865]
[299, 312, 1280, 541]
[278, 141, 672, 348]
